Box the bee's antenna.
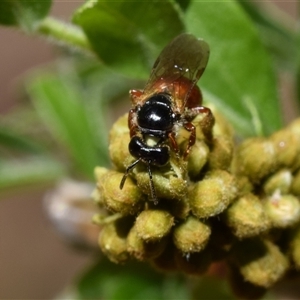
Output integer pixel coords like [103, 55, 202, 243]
[120, 159, 140, 190]
[147, 162, 157, 204]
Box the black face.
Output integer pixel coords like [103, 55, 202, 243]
[119, 135, 170, 202]
[129, 136, 169, 166]
[137, 93, 176, 136]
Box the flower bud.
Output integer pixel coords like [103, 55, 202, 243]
[232, 138, 277, 183]
[212, 108, 234, 138]
[264, 193, 300, 228]
[93, 167, 109, 206]
[136, 170, 187, 200]
[98, 217, 132, 264]
[109, 114, 131, 171]
[189, 170, 238, 218]
[95, 167, 144, 215]
[236, 176, 253, 196]
[173, 216, 211, 253]
[263, 169, 292, 195]
[225, 193, 270, 239]
[229, 266, 267, 300]
[187, 139, 209, 179]
[135, 210, 174, 242]
[286, 118, 300, 170]
[126, 223, 167, 261]
[206, 136, 233, 171]
[270, 128, 299, 169]
[232, 238, 289, 288]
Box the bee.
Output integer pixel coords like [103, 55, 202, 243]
[120, 33, 214, 201]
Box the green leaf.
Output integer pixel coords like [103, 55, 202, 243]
[192, 276, 235, 300]
[72, 0, 184, 78]
[238, 0, 298, 71]
[186, 1, 282, 136]
[0, 127, 45, 154]
[0, 0, 52, 31]
[76, 259, 190, 300]
[26, 72, 109, 180]
[174, 0, 191, 11]
[0, 156, 65, 194]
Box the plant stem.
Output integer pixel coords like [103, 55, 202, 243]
[37, 16, 94, 54]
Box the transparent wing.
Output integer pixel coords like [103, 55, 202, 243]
[144, 33, 210, 107]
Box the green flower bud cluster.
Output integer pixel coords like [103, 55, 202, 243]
[94, 111, 237, 268]
[228, 118, 300, 292]
[93, 111, 300, 298]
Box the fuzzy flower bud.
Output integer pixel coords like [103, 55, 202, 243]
[270, 128, 299, 169]
[95, 167, 144, 215]
[189, 170, 238, 218]
[172, 216, 211, 253]
[236, 176, 253, 196]
[135, 210, 174, 242]
[225, 193, 270, 239]
[264, 193, 300, 228]
[232, 238, 289, 288]
[233, 138, 277, 183]
[206, 136, 234, 171]
[135, 170, 187, 200]
[212, 108, 234, 138]
[229, 266, 267, 300]
[263, 169, 292, 195]
[126, 223, 167, 261]
[98, 217, 132, 264]
[187, 139, 209, 179]
[286, 118, 300, 170]
[109, 114, 131, 171]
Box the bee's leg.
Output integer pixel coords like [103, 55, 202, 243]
[129, 89, 143, 105]
[185, 106, 215, 142]
[128, 108, 139, 138]
[120, 159, 140, 190]
[183, 122, 196, 159]
[168, 131, 179, 155]
[147, 162, 157, 204]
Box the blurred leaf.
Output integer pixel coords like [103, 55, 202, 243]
[0, 156, 65, 193]
[174, 0, 191, 11]
[0, 0, 52, 31]
[26, 72, 109, 180]
[0, 127, 45, 154]
[192, 276, 235, 300]
[186, 1, 282, 136]
[238, 0, 298, 71]
[72, 0, 184, 78]
[73, 59, 145, 103]
[76, 259, 190, 300]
